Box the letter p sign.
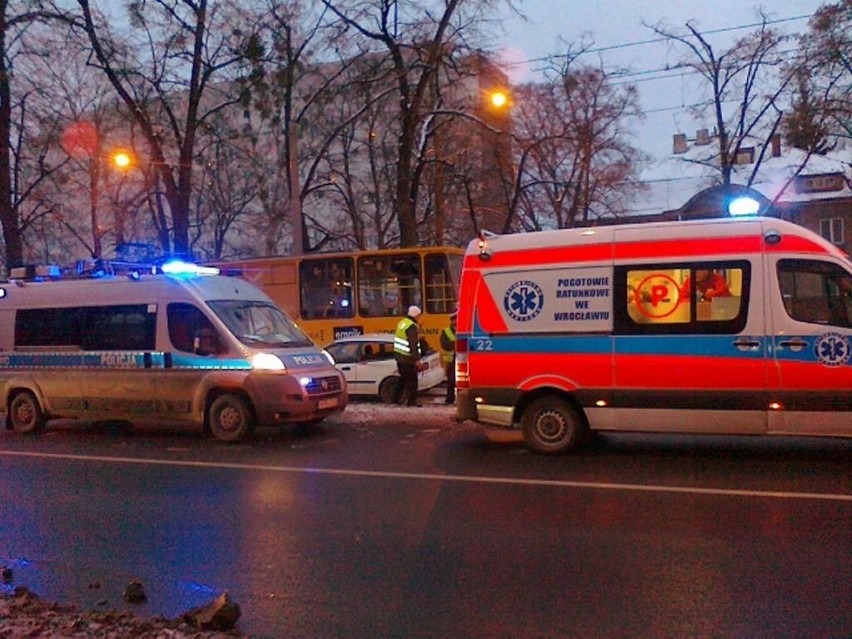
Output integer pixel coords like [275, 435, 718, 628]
[650, 284, 669, 307]
[634, 273, 680, 320]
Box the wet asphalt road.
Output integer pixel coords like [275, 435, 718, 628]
[1, 402, 850, 638]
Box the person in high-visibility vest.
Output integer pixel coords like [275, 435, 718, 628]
[439, 311, 457, 404]
[394, 305, 423, 406]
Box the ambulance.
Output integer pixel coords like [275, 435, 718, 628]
[454, 216, 852, 453]
[0, 260, 347, 442]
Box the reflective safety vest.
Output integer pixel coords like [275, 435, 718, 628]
[441, 326, 455, 364]
[394, 317, 416, 357]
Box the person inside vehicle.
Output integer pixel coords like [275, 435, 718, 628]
[680, 268, 731, 302]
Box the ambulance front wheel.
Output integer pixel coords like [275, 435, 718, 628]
[208, 393, 254, 442]
[521, 396, 585, 454]
[9, 391, 46, 434]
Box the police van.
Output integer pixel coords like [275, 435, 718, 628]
[0, 260, 347, 441]
[454, 217, 852, 453]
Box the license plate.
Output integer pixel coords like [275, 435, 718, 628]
[318, 397, 338, 410]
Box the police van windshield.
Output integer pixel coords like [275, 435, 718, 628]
[208, 300, 314, 348]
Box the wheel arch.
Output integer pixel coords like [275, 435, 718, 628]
[202, 386, 256, 436]
[514, 386, 589, 430]
[4, 381, 48, 429]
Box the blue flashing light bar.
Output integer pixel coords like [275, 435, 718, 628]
[728, 196, 761, 217]
[161, 259, 220, 277]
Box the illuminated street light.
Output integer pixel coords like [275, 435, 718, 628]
[489, 90, 508, 109]
[112, 150, 132, 169]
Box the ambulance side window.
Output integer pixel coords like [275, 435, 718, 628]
[615, 261, 749, 334]
[778, 259, 852, 328]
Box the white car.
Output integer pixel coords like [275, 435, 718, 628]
[324, 333, 446, 403]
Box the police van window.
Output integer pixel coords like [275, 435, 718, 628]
[357, 254, 422, 317]
[16, 305, 155, 350]
[778, 259, 852, 328]
[15, 307, 84, 348]
[617, 261, 749, 334]
[168, 303, 218, 353]
[83, 305, 156, 351]
[299, 258, 354, 320]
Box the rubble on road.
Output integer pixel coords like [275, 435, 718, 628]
[0, 585, 244, 638]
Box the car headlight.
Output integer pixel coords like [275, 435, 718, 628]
[251, 352, 285, 370]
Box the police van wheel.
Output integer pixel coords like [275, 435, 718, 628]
[9, 391, 46, 434]
[379, 377, 401, 404]
[208, 394, 254, 442]
[521, 396, 584, 454]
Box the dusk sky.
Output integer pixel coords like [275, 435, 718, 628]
[490, 0, 830, 158]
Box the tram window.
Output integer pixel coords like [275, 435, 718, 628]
[357, 254, 422, 317]
[299, 258, 354, 319]
[425, 253, 457, 314]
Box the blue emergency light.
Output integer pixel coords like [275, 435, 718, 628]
[160, 259, 220, 277]
[728, 196, 761, 216]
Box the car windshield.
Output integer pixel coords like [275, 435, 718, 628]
[207, 300, 314, 348]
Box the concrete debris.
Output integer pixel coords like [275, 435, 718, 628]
[122, 580, 147, 603]
[182, 592, 242, 631]
[0, 586, 244, 637]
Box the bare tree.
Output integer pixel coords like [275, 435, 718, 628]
[58, 0, 261, 257]
[238, 0, 382, 255]
[321, 0, 493, 247]
[0, 0, 63, 269]
[789, 0, 851, 148]
[507, 64, 644, 232]
[649, 14, 793, 187]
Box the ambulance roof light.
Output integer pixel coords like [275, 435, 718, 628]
[728, 196, 761, 217]
[478, 229, 495, 261]
[160, 259, 220, 277]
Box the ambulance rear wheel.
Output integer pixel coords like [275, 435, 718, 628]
[208, 394, 254, 442]
[521, 396, 584, 454]
[9, 391, 46, 434]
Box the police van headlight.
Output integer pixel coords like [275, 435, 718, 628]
[251, 352, 286, 370]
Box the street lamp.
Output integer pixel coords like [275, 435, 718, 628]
[91, 148, 134, 259]
[112, 150, 132, 170]
[489, 90, 508, 109]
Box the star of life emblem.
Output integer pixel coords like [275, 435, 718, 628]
[813, 332, 851, 367]
[503, 280, 544, 322]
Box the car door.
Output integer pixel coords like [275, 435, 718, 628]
[327, 342, 363, 394]
[767, 257, 852, 436]
[357, 340, 396, 395]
